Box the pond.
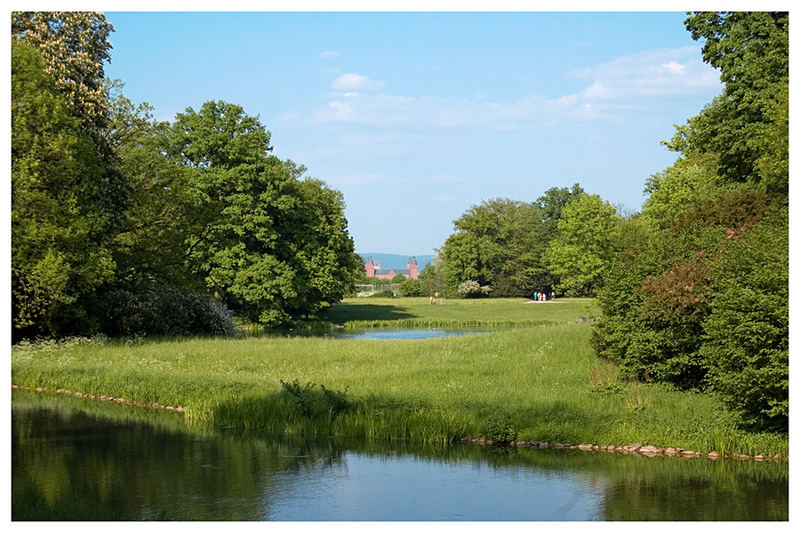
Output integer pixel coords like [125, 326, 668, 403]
[241, 326, 492, 340]
[12, 390, 788, 521]
[335, 329, 481, 340]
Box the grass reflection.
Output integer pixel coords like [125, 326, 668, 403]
[12, 390, 787, 521]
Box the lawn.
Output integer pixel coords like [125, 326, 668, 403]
[319, 296, 598, 327]
[12, 298, 787, 457]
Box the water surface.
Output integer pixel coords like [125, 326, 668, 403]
[12, 391, 788, 521]
[336, 329, 480, 340]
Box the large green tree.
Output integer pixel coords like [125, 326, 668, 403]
[11, 40, 116, 336]
[166, 101, 360, 326]
[542, 193, 622, 297]
[666, 12, 788, 196]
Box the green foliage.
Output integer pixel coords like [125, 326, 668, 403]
[418, 259, 447, 297]
[11, 39, 118, 338]
[593, 188, 776, 390]
[440, 187, 583, 298]
[642, 154, 718, 229]
[592, 13, 788, 420]
[12, 11, 114, 134]
[92, 281, 235, 337]
[701, 207, 788, 431]
[104, 84, 207, 289]
[164, 101, 360, 327]
[486, 414, 517, 444]
[11, 12, 361, 338]
[667, 12, 788, 197]
[368, 289, 396, 298]
[542, 193, 622, 297]
[398, 277, 422, 297]
[457, 280, 492, 298]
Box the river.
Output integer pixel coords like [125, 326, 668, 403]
[12, 390, 788, 521]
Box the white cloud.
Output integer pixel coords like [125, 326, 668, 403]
[571, 46, 720, 99]
[301, 47, 720, 130]
[331, 73, 385, 91]
[319, 50, 340, 59]
[310, 91, 626, 127]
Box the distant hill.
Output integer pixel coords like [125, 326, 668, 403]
[359, 253, 434, 271]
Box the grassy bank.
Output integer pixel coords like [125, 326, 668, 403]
[11, 298, 787, 457]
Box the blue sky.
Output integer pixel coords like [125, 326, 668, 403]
[103, 11, 724, 255]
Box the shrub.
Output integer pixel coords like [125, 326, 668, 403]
[593, 188, 775, 391]
[367, 289, 396, 298]
[486, 414, 517, 443]
[701, 206, 788, 430]
[457, 280, 492, 298]
[93, 282, 235, 337]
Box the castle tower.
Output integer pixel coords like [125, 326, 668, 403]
[407, 256, 418, 279]
[365, 256, 375, 277]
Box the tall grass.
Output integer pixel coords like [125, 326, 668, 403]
[11, 320, 787, 456]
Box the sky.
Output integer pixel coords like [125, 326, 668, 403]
[102, 10, 725, 256]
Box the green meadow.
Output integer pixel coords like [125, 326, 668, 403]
[320, 296, 597, 327]
[11, 298, 787, 457]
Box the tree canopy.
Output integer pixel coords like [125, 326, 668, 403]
[666, 12, 788, 196]
[11, 12, 361, 337]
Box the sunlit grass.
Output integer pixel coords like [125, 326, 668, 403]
[11, 316, 787, 456]
[319, 296, 598, 327]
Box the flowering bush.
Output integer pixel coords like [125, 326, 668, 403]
[457, 280, 492, 298]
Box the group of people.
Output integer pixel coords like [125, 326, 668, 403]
[532, 291, 555, 302]
[429, 292, 444, 305]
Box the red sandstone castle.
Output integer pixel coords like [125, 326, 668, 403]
[364, 256, 419, 280]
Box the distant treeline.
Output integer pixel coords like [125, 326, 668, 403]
[429, 12, 788, 431]
[11, 12, 363, 340]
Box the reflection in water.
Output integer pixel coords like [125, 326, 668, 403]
[336, 329, 479, 340]
[241, 326, 492, 340]
[12, 390, 788, 521]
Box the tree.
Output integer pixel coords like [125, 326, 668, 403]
[12, 11, 115, 133]
[12, 11, 130, 234]
[666, 12, 788, 197]
[441, 197, 558, 297]
[641, 153, 718, 230]
[104, 84, 207, 288]
[165, 101, 359, 326]
[391, 273, 408, 285]
[11, 40, 116, 337]
[542, 193, 622, 296]
[536, 183, 585, 237]
[418, 258, 446, 297]
[398, 277, 422, 297]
